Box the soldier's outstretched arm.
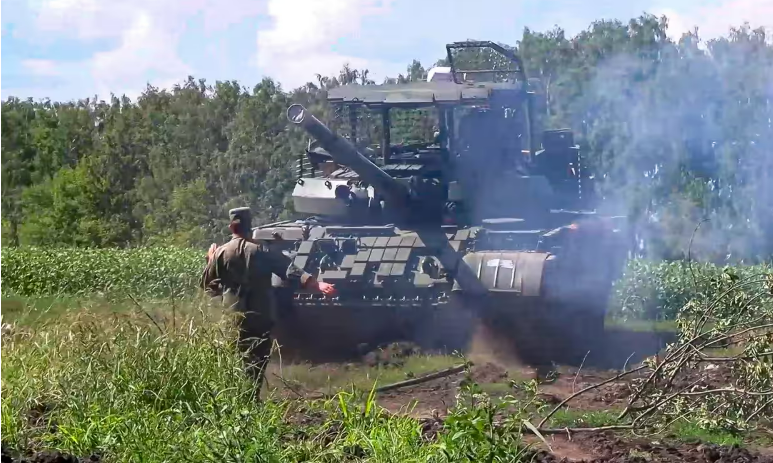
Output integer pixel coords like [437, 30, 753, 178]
[262, 246, 337, 296]
[262, 246, 311, 290]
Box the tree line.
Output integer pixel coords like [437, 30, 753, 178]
[2, 14, 772, 263]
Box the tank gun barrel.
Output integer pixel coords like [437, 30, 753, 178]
[287, 104, 410, 209]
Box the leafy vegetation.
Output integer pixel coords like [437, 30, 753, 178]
[0, 308, 536, 462]
[3, 15, 772, 265]
[611, 259, 773, 320]
[0, 246, 201, 299]
[4, 246, 772, 322]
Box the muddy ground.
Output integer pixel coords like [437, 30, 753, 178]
[526, 432, 773, 462]
[385, 361, 773, 461]
[268, 319, 773, 463]
[267, 351, 773, 462]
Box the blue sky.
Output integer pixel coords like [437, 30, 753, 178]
[2, 0, 770, 102]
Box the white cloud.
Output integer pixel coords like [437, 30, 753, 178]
[22, 59, 61, 77]
[87, 11, 191, 99]
[15, 0, 771, 101]
[22, 0, 266, 100]
[255, 0, 405, 89]
[32, 0, 135, 39]
[655, 0, 773, 40]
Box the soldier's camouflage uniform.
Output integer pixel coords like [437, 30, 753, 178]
[200, 210, 312, 394]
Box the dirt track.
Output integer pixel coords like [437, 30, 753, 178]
[269, 354, 773, 462]
[270, 305, 679, 420]
[258, 292, 773, 462]
[342, 358, 773, 462]
[268, 317, 772, 462]
[526, 432, 773, 462]
[365, 359, 639, 420]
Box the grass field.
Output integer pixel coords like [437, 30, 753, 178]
[3, 249, 773, 462]
[3, 294, 773, 463]
[1, 298, 528, 462]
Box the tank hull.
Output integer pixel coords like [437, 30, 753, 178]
[257, 218, 629, 368]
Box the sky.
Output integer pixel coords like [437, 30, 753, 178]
[1, 0, 771, 102]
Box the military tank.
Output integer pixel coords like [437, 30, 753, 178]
[259, 42, 631, 365]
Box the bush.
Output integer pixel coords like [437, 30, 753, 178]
[610, 259, 773, 321]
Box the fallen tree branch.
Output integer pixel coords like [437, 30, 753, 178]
[686, 219, 708, 291]
[692, 276, 771, 337]
[618, 319, 773, 420]
[492, 419, 637, 435]
[288, 363, 470, 401]
[374, 363, 469, 393]
[526, 425, 635, 435]
[746, 398, 773, 424]
[618, 343, 690, 419]
[631, 377, 704, 426]
[272, 372, 305, 398]
[538, 364, 647, 429]
[679, 387, 773, 397]
[702, 323, 773, 350]
[696, 352, 773, 362]
[572, 351, 590, 394]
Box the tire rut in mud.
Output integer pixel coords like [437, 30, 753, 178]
[528, 432, 773, 463]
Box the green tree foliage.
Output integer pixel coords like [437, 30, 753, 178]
[2, 15, 771, 263]
[516, 17, 773, 263]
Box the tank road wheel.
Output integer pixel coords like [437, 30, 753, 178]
[405, 295, 475, 354]
[462, 293, 563, 368]
[554, 303, 607, 366]
[427, 297, 477, 354]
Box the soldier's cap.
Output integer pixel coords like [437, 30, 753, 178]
[228, 207, 252, 228]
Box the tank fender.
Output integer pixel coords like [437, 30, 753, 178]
[452, 251, 552, 296]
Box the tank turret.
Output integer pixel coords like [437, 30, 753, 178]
[287, 104, 411, 217]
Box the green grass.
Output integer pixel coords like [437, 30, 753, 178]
[2, 295, 137, 327]
[544, 409, 750, 448]
[273, 355, 464, 395]
[604, 317, 678, 333]
[547, 409, 621, 428]
[1, 294, 209, 335]
[666, 420, 745, 446]
[0, 303, 538, 462]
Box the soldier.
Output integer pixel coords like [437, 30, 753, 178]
[200, 207, 336, 396]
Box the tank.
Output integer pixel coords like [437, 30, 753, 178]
[260, 41, 632, 366]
